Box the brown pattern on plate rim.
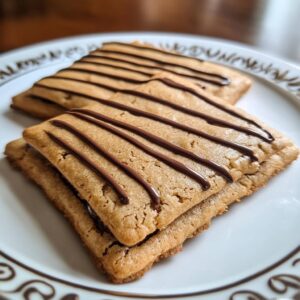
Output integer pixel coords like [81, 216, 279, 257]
[0, 43, 98, 87]
[0, 247, 299, 299]
[0, 41, 299, 98]
[160, 42, 300, 98]
[0, 262, 80, 300]
[229, 256, 300, 300]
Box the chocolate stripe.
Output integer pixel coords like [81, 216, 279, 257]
[35, 73, 274, 143]
[34, 82, 258, 160]
[59, 67, 144, 84]
[101, 42, 228, 81]
[103, 41, 205, 63]
[157, 78, 274, 142]
[45, 131, 129, 204]
[120, 89, 271, 142]
[44, 75, 117, 92]
[84, 54, 217, 86]
[96, 48, 230, 86]
[75, 60, 152, 77]
[69, 109, 233, 182]
[36, 73, 272, 143]
[35, 76, 269, 142]
[65, 111, 211, 190]
[51, 119, 160, 209]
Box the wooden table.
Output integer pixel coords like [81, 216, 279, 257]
[0, 0, 299, 63]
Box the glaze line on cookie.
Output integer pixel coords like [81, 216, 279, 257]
[69, 109, 233, 182]
[35, 81, 258, 160]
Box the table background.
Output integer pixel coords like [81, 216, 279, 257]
[0, 0, 299, 63]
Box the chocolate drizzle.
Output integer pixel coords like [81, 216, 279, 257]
[61, 112, 210, 190]
[69, 109, 233, 182]
[46, 131, 129, 204]
[157, 77, 274, 142]
[36, 75, 271, 143]
[35, 81, 258, 160]
[76, 60, 152, 77]
[84, 54, 218, 86]
[42, 75, 117, 92]
[120, 89, 271, 142]
[51, 119, 161, 208]
[95, 49, 230, 86]
[39, 64, 273, 143]
[59, 67, 145, 84]
[103, 41, 205, 63]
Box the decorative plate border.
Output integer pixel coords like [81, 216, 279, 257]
[0, 247, 299, 299]
[0, 43, 99, 88]
[0, 34, 299, 299]
[161, 42, 300, 98]
[0, 38, 299, 98]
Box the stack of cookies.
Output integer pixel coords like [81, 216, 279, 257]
[5, 42, 299, 283]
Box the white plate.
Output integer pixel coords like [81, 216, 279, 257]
[0, 32, 299, 300]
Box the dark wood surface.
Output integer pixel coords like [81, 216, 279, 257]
[0, 0, 299, 63]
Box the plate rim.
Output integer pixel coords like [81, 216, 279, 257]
[1, 246, 300, 298]
[1, 32, 299, 100]
[0, 32, 299, 299]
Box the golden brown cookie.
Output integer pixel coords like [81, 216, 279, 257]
[21, 73, 297, 246]
[5, 138, 298, 283]
[11, 41, 251, 119]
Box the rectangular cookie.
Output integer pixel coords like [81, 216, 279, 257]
[11, 41, 251, 119]
[21, 72, 297, 247]
[5, 138, 298, 283]
[101, 42, 251, 103]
